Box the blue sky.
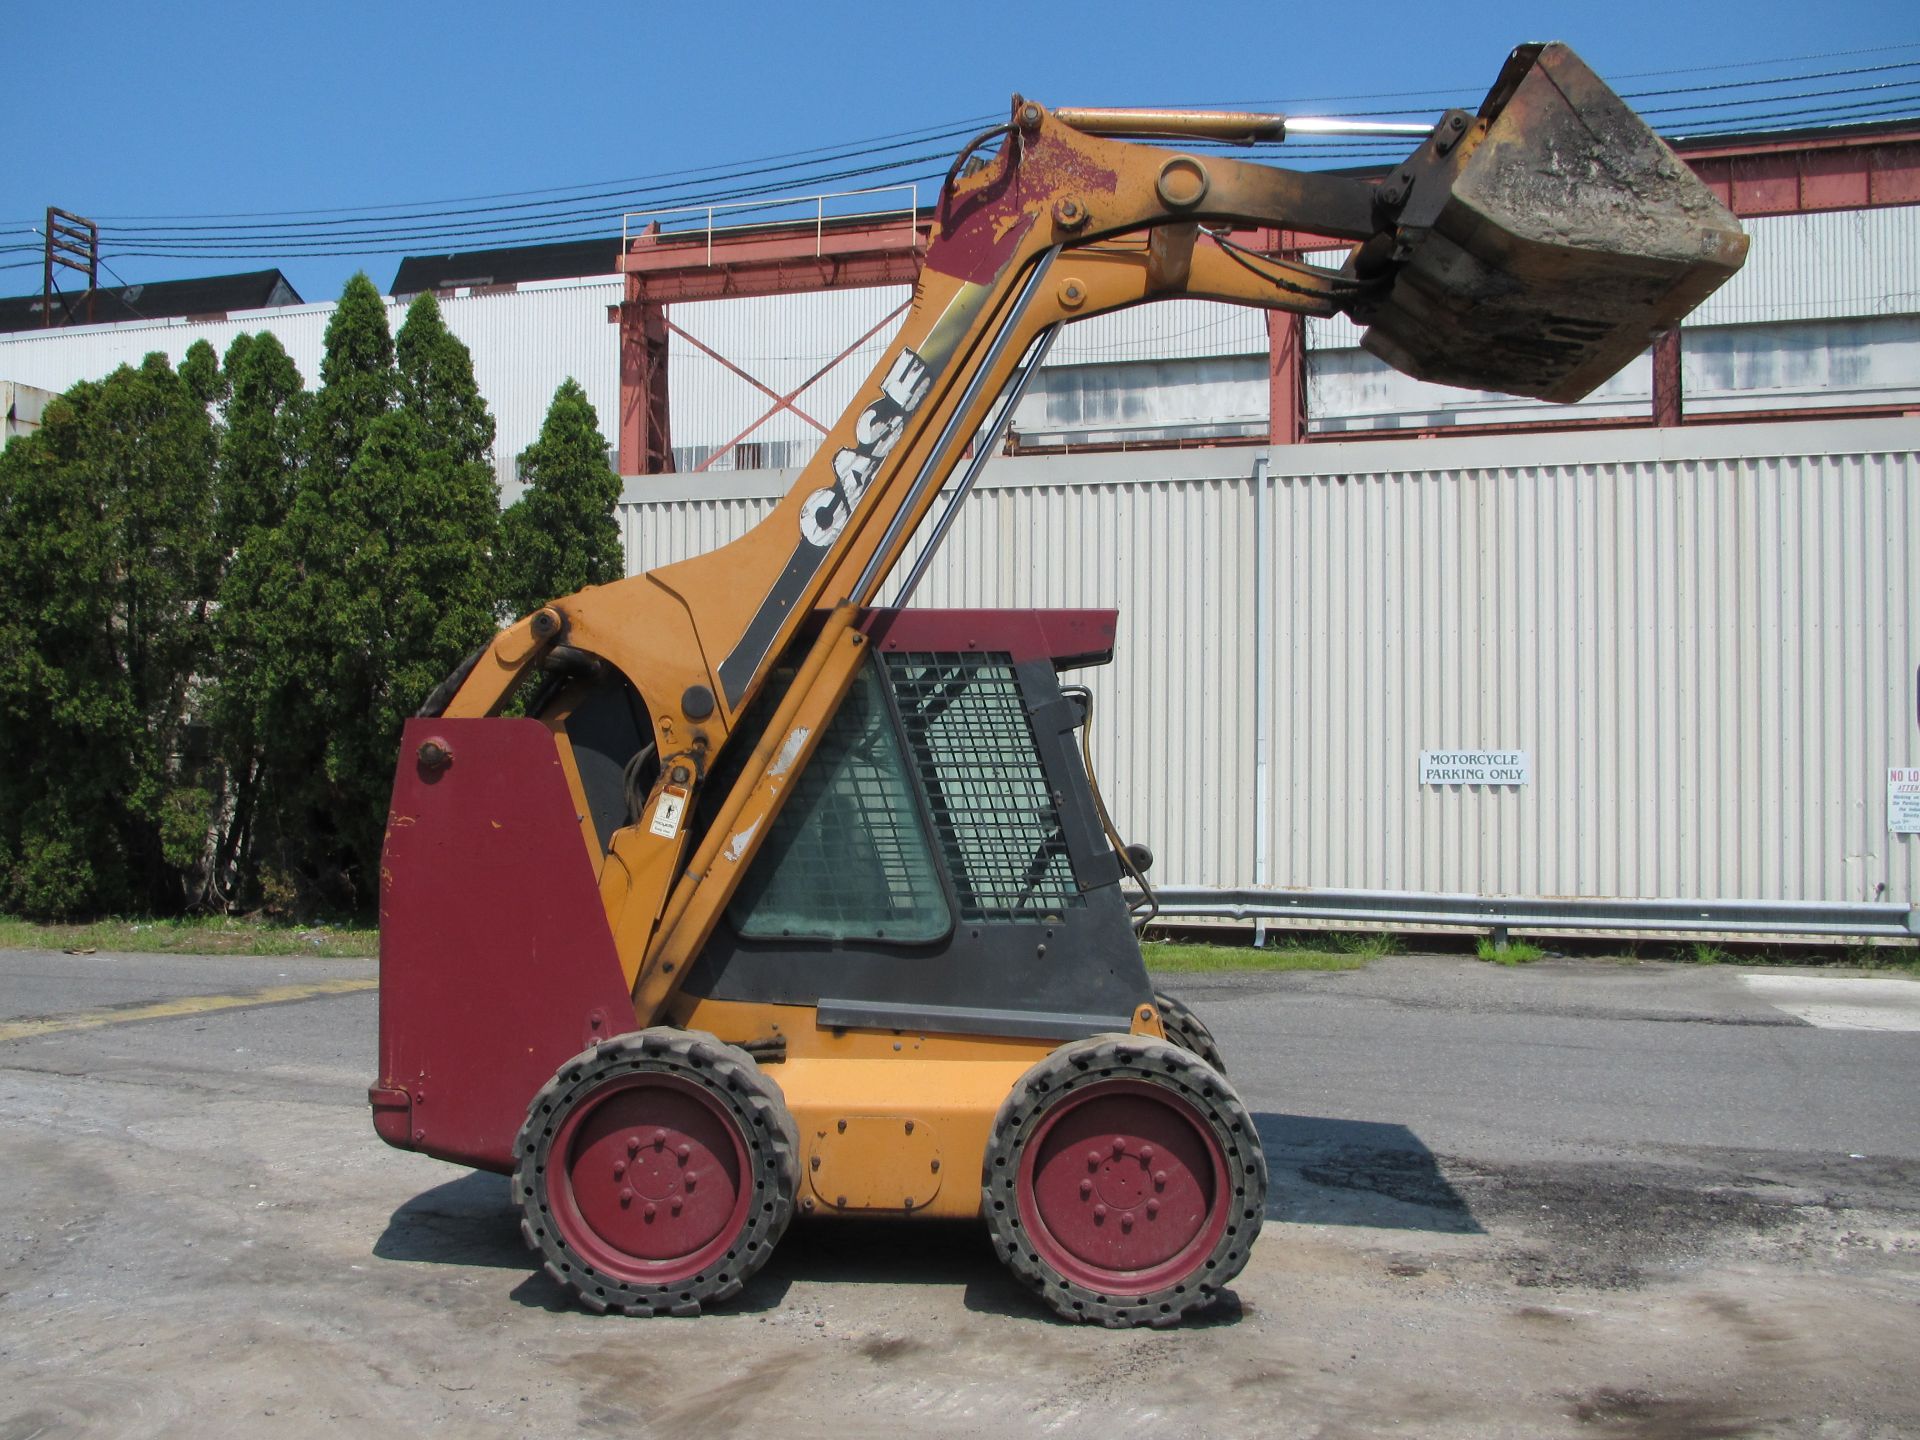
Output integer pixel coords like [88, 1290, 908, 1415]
[7, 0, 1918, 302]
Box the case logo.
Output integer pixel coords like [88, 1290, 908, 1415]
[798, 348, 931, 548]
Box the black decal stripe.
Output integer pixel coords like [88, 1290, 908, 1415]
[718, 539, 827, 709]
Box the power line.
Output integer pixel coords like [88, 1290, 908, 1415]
[105, 127, 982, 237]
[89, 114, 999, 226]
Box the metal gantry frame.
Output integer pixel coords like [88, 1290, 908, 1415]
[610, 124, 1920, 474]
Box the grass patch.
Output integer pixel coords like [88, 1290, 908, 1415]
[1141, 939, 1373, 973]
[1477, 936, 1545, 965]
[0, 914, 378, 959]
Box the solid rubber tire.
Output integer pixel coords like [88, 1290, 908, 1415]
[513, 1027, 799, 1316]
[981, 1034, 1266, 1328]
[1153, 989, 1227, 1075]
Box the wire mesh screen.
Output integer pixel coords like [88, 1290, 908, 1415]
[727, 663, 951, 942]
[884, 653, 1084, 923]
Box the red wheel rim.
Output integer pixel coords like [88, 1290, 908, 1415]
[1016, 1077, 1230, 1296]
[548, 1072, 752, 1288]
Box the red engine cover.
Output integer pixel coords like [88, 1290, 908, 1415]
[373, 717, 635, 1173]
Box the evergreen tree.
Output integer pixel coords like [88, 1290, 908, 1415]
[397, 292, 494, 467]
[305, 272, 394, 484]
[496, 378, 624, 619]
[179, 338, 225, 407]
[205, 332, 308, 906]
[237, 275, 402, 908]
[0, 355, 220, 916]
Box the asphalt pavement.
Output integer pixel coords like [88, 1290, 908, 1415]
[2, 948, 1917, 1438]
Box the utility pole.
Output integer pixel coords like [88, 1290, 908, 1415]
[42, 208, 99, 327]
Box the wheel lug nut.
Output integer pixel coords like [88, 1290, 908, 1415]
[1147, 1199, 1160, 1218]
[1140, 1145, 1156, 1163]
[643, 1203, 656, 1221]
[685, 1172, 697, 1191]
[653, 1129, 667, 1148]
[671, 1198, 683, 1216]
[627, 1136, 641, 1157]
[619, 1187, 634, 1207]
[1080, 1179, 1094, 1199]
[1121, 1212, 1134, 1232]
[613, 1161, 626, 1179]
[677, 1143, 692, 1162]
[1154, 1169, 1168, 1189]
[1093, 1204, 1108, 1222]
[1111, 1137, 1127, 1156]
[1086, 1149, 1102, 1168]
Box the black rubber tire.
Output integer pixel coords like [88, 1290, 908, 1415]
[513, 1027, 799, 1316]
[981, 1034, 1266, 1328]
[1153, 989, 1227, 1075]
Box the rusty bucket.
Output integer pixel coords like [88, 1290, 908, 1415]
[1358, 42, 1749, 403]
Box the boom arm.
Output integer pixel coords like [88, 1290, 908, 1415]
[433, 42, 1746, 1021]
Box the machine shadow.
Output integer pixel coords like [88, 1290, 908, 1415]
[373, 1173, 1250, 1324]
[1256, 1112, 1482, 1235]
[374, 1169, 526, 1270]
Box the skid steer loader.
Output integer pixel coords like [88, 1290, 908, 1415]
[371, 43, 1746, 1326]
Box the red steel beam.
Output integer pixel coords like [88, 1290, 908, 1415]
[1674, 126, 1920, 216]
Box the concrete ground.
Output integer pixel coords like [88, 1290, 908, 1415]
[2, 948, 1918, 1439]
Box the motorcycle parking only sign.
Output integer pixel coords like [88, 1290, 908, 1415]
[1891, 769, 1920, 834]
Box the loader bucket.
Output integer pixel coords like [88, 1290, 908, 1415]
[1358, 42, 1748, 403]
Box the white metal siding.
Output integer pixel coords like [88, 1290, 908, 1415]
[1686, 205, 1920, 326]
[616, 419, 1920, 914]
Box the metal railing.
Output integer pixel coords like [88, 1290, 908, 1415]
[622, 185, 920, 268]
[1132, 886, 1920, 941]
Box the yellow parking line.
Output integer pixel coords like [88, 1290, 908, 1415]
[0, 977, 378, 1043]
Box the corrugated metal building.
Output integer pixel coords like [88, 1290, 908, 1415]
[620, 419, 1920, 940]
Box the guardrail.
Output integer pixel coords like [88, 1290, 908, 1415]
[622, 185, 920, 268]
[1133, 886, 1920, 941]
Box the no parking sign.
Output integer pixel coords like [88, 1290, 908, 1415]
[1891, 769, 1920, 834]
